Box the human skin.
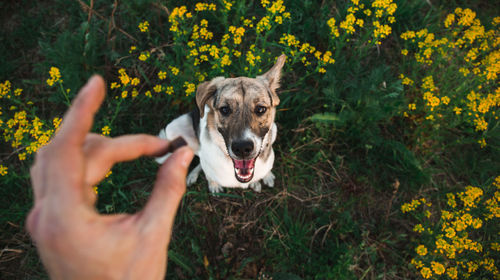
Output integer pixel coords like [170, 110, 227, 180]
[26, 75, 194, 279]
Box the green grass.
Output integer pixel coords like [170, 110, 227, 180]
[1, 0, 498, 279]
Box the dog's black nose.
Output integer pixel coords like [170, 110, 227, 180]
[231, 140, 254, 158]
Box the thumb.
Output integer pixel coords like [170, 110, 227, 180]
[138, 146, 194, 235]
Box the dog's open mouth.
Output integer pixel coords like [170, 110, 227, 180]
[232, 158, 256, 183]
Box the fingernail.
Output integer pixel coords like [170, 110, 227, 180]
[168, 137, 187, 153]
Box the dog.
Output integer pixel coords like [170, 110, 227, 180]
[156, 54, 285, 193]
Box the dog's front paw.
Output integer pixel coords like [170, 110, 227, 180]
[250, 182, 262, 192]
[262, 171, 275, 188]
[208, 181, 224, 193]
[186, 172, 198, 186]
[186, 164, 202, 186]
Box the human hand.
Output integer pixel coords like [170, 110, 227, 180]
[26, 75, 194, 280]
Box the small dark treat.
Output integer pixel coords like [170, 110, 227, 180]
[168, 136, 188, 153]
[154, 136, 187, 158]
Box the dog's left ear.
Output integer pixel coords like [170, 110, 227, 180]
[257, 54, 286, 106]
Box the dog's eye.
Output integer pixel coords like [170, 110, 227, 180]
[219, 106, 231, 116]
[255, 106, 267, 116]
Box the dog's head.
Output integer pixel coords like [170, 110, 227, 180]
[196, 54, 286, 183]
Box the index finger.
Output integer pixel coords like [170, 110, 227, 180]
[54, 75, 106, 147]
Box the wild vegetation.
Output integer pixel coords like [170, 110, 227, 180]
[1, 0, 498, 279]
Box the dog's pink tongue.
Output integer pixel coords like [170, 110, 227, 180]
[234, 159, 255, 169]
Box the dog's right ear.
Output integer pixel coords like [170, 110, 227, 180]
[196, 77, 224, 118]
[196, 82, 216, 118]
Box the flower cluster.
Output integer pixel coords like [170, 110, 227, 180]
[138, 21, 149, 33]
[278, 33, 335, 73]
[326, 0, 397, 45]
[0, 165, 8, 176]
[400, 8, 499, 147]
[169, 6, 192, 34]
[1, 77, 61, 163]
[112, 68, 153, 99]
[257, 0, 290, 32]
[46, 67, 62, 86]
[403, 177, 500, 279]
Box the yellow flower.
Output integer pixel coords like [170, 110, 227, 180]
[245, 51, 261, 66]
[279, 33, 300, 48]
[446, 267, 458, 279]
[408, 103, 416, 110]
[209, 45, 220, 58]
[110, 82, 120, 89]
[420, 267, 432, 279]
[441, 96, 450, 105]
[53, 117, 62, 129]
[131, 88, 139, 98]
[169, 66, 180, 76]
[473, 117, 488, 131]
[373, 21, 392, 41]
[121, 91, 128, 98]
[401, 49, 408, 56]
[256, 16, 271, 33]
[158, 71, 167, 80]
[456, 8, 476, 26]
[471, 218, 482, 229]
[47, 67, 61, 86]
[424, 210, 431, 218]
[413, 224, 424, 233]
[401, 199, 421, 213]
[340, 13, 356, 34]
[195, 2, 216, 12]
[223, 0, 232, 10]
[101, 126, 111, 136]
[478, 138, 486, 148]
[447, 193, 457, 207]
[165, 86, 174, 95]
[153, 85, 162, 93]
[131, 78, 140, 86]
[445, 227, 456, 238]
[453, 219, 467, 231]
[400, 31, 416, 40]
[138, 21, 149, 32]
[444, 13, 455, 28]
[184, 82, 195, 96]
[144, 90, 152, 98]
[431, 261, 445, 275]
[18, 152, 26, 161]
[220, 55, 232, 67]
[453, 107, 462, 115]
[0, 165, 8, 176]
[93, 186, 98, 194]
[228, 26, 245, 44]
[327, 18, 340, 37]
[139, 51, 150, 61]
[129, 46, 136, 53]
[415, 245, 427, 256]
[118, 68, 130, 85]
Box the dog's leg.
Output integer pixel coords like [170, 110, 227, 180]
[262, 171, 275, 188]
[249, 181, 262, 192]
[186, 164, 202, 186]
[208, 179, 224, 193]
